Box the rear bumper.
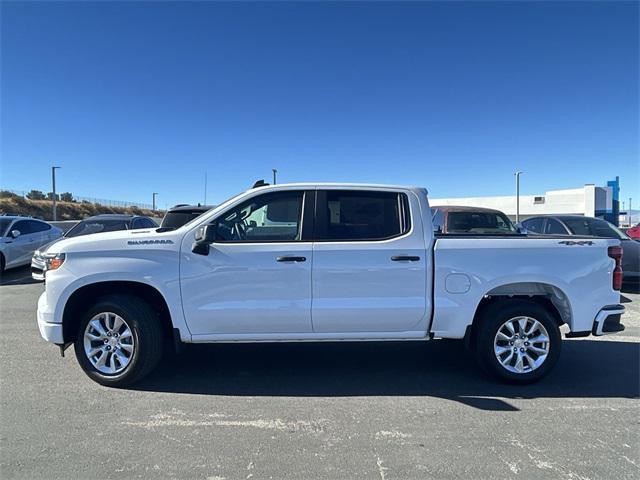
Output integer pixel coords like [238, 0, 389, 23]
[592, 304, 625, 336]
[37, 292, 63, 344]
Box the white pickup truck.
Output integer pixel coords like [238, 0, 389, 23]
[36, 183, 626, 387]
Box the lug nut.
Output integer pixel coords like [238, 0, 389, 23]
[520, 348, 525, 353]
[103, 339, 109, 344]
[524, 342, 530, 347]
[106, 346, 111, 351]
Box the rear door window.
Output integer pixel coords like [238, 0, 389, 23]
[544, 218, 567, 234]
[316, 190, 409, 241]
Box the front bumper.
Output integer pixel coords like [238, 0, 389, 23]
[592, 304, 626, 336]
[31, 255, 45, 281]
[37, 291, 63, 344]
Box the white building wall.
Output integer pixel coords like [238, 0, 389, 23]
[430, 185, 610, 219]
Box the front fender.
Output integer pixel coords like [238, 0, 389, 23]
[43, 251, 189, 339]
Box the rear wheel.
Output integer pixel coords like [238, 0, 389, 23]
[475, 300, 561, 384]
[74, 295, 164, 387]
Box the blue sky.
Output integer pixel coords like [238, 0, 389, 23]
[1, 1, 638, 209]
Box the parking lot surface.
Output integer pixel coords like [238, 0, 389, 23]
[1, 266, 638, 479]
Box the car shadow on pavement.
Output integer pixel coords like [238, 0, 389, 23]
[133, 339, 639, 411]
[0, 266, 40, 286]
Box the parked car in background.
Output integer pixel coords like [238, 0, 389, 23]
[0, 216, 63, 273]
[625, 223, 640, 240]
[431, 205, 520, 234]
[31, 214, 158, 280]
[521, 215, 639, 285]
[160, 204, 212, 230]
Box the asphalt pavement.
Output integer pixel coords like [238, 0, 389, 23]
[0, 266, 638, 479]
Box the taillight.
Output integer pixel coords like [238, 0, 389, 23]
[608, 246, 623, 291]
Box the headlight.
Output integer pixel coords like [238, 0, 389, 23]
[43, 253, 65, 272]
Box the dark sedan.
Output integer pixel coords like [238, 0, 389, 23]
[520, 215, 639, 285]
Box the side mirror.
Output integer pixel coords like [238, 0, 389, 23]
[192, 223, 217, 255]
[10, 229, 21, 239]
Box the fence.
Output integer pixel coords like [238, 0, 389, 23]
[1, 189, 154, 210]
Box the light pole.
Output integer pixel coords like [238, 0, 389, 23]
[630, 197, 633, 226]
[51, 166, 61, 221]
[272, 168, 278, 185]
[152, 192, 158, 211]
[514, 171, 522, 223]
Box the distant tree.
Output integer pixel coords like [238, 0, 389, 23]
[26, 190, 46, 200]
[46, 192, 60, 201]
[0, 190, 20, 199]
[60, 192, 74, 202]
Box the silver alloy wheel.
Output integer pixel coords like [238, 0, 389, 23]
[83, 312, 135, 375]
[493, 316, 550, 374]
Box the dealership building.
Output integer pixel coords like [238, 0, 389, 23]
[430, 177, 622, 225]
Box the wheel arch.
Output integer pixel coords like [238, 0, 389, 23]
[62, 280, 173, 343]
[464, 282, 571, 348]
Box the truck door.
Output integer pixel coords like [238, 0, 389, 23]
[180, 190, 314, 336]
[311, 189, 429, 333]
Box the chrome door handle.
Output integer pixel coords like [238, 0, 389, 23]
[391, 255, 420, 262]
[276, 256, 306, 262]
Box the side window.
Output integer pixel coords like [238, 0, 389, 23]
[544, 218, 566, 234]
[317, 190, 408, 241]
[215, 191, 303, 242]
[143, 218, 158, 228]
[12, 220, 32, 235]
[30, 220, 51, 233]
[522, 218, 543, 233]
[132, 218, 145, 229]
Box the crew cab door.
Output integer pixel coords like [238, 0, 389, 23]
[180, 190, 314, 336]
[311, 189, 429, 334]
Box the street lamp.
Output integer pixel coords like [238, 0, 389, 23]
[272, 168, 278, 185]
[51, 166, 61, 221]
[514, 171, 523, 223]
[152, 193, 158, 211]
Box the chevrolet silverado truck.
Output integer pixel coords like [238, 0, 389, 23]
[36, 183, 626, 387]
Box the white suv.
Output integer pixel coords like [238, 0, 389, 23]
[0, 216, 63, 273]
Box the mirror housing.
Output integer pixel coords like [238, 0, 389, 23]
[10, 229, 21, 239]
[192, 223, 217, 255]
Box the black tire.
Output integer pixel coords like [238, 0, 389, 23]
[475, 299, 561, 384]
[0, 253, 5, 276]
[74, 294, 164, 387]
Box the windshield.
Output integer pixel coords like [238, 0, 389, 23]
[161, 211, 207, 229]
[65, 219, 130, 238]
[447, 211, 517, 234]
[179, 191, 247, 230]
[563, 218, 630, 240]
[0, 219, 13, 237]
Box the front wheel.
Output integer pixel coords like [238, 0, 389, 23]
[74, 295, 164, 387]
[475, 300, 561, 384]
